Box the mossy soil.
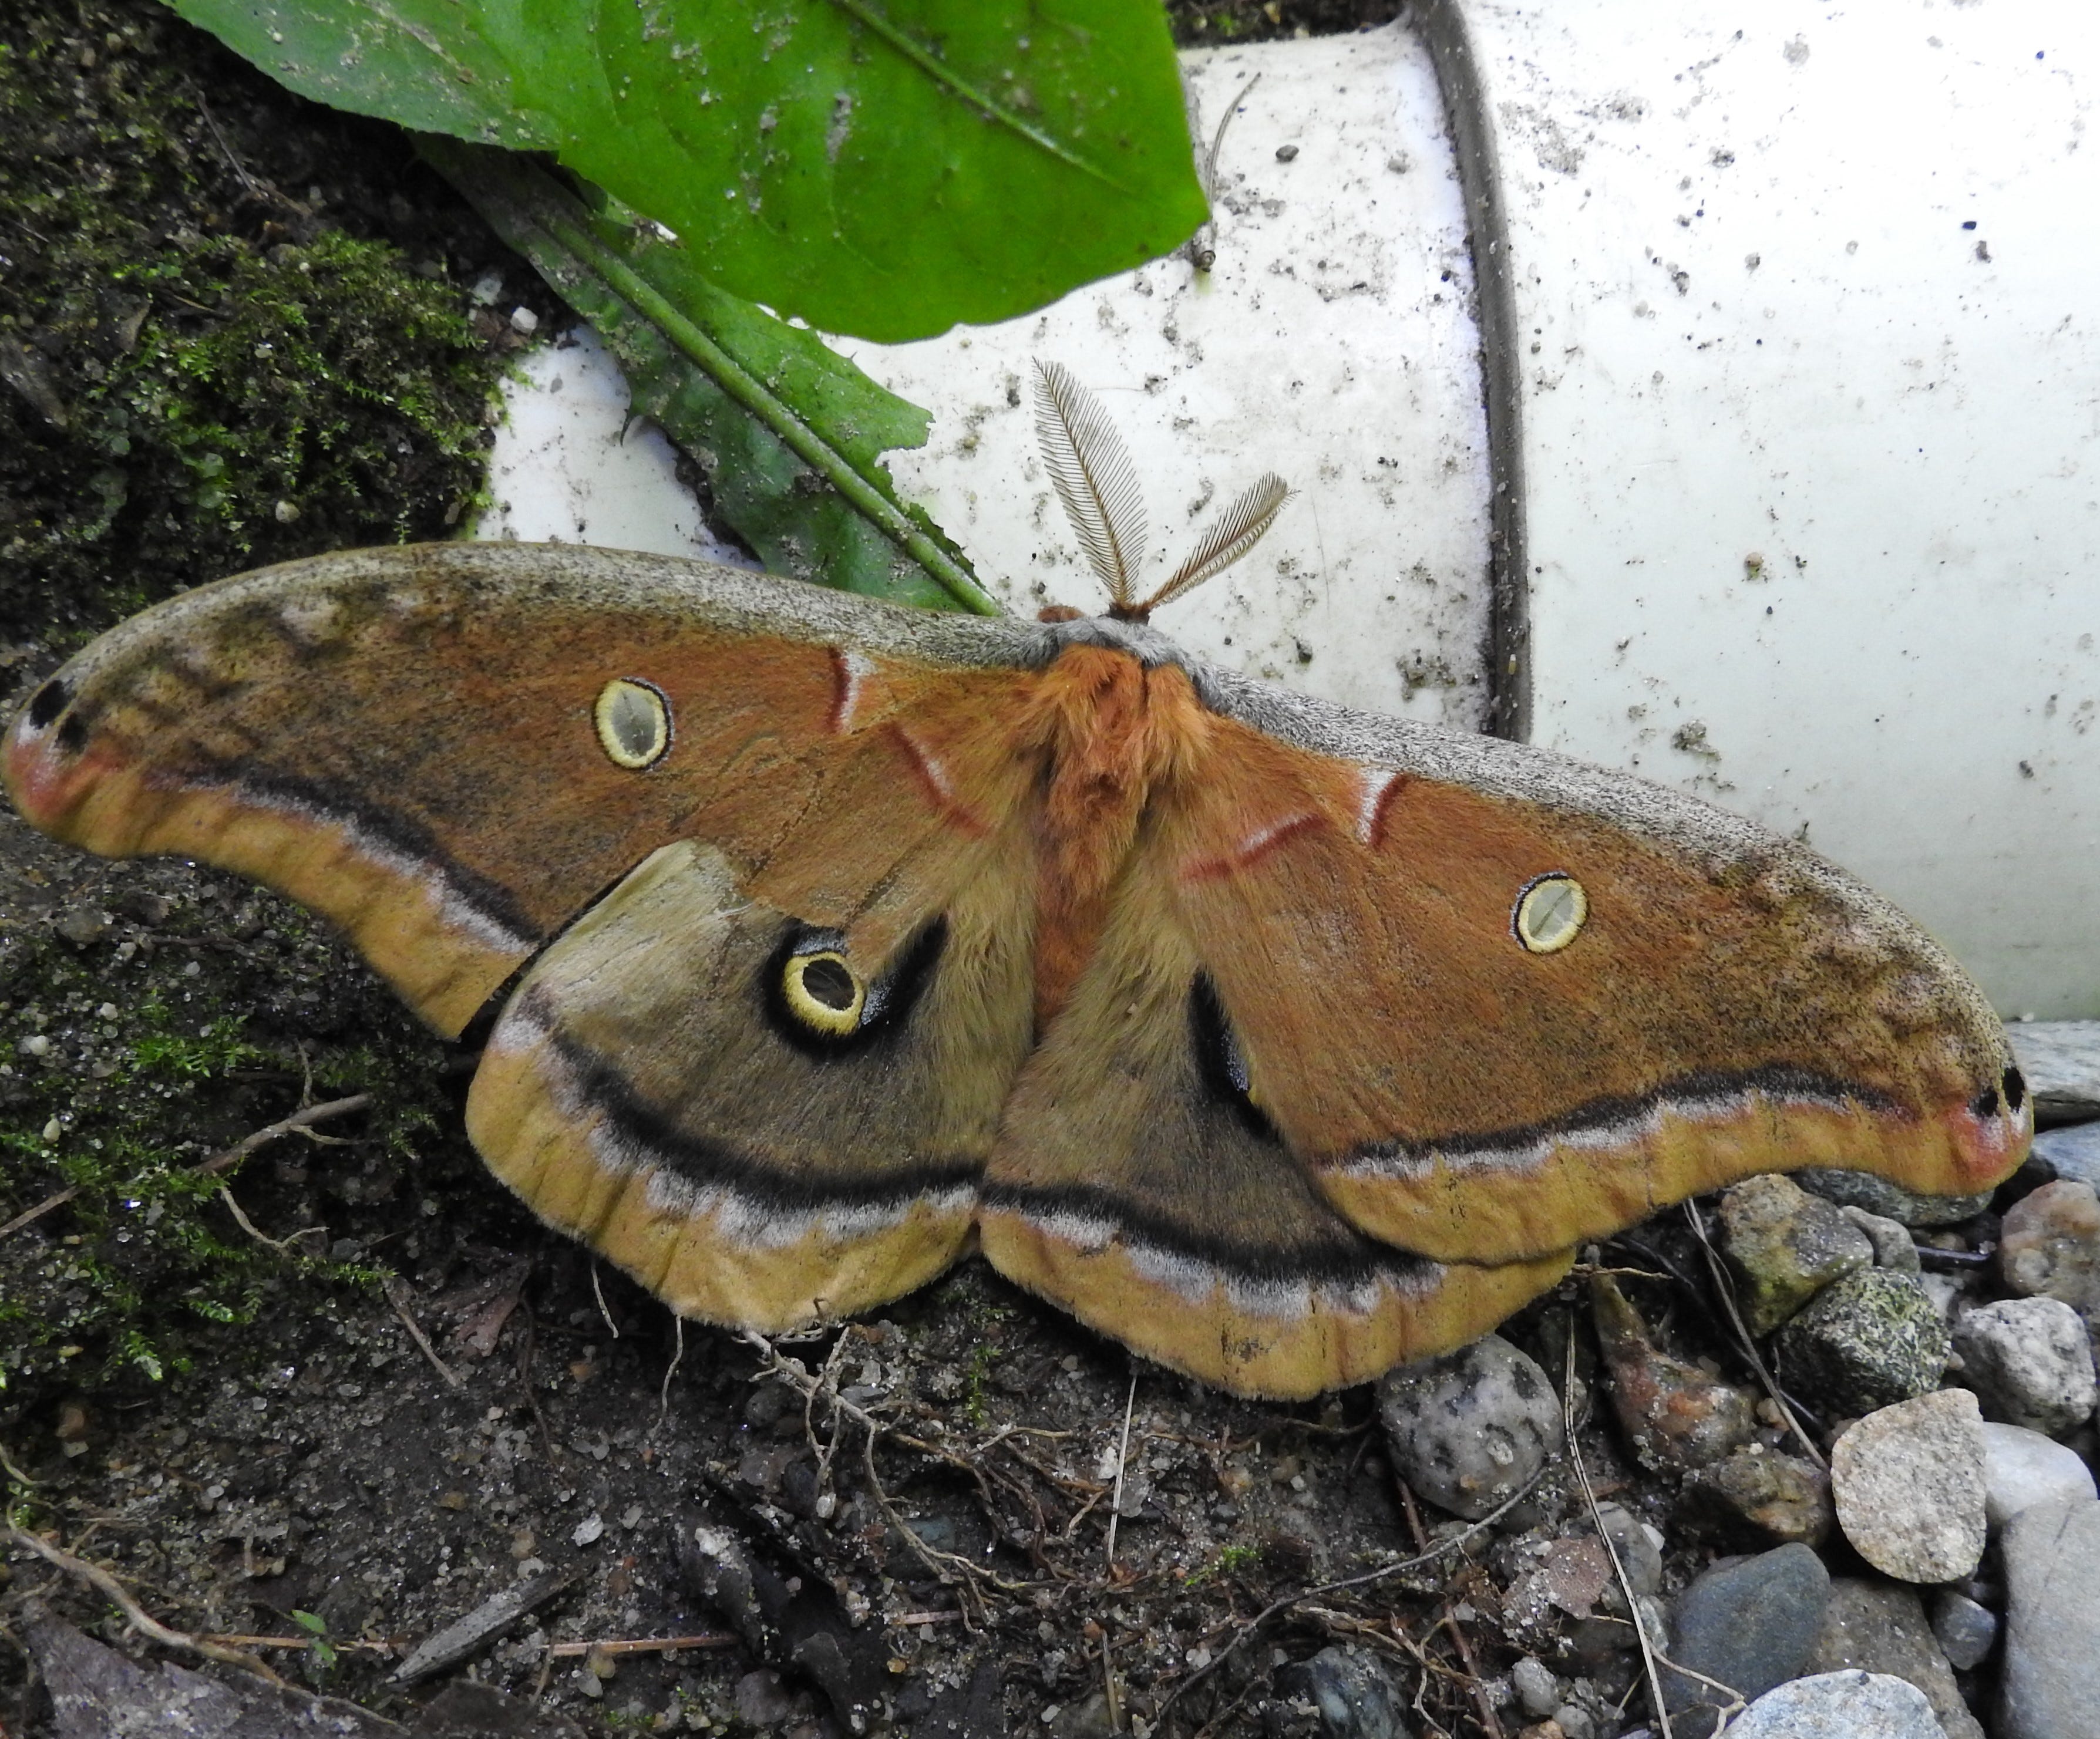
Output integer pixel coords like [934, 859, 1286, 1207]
[0, 3, 1836, 1737]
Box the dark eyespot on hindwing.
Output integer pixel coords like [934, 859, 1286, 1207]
[762, 919, 947, 1057]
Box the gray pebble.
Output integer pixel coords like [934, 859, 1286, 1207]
[1591, 1501, 1662, 1596]
[1375, 1333, 1563, 1519]
[1271, 1646, 1408, 1739]
[1832, 1390, 1987, 1584]
[1662, 1542, 1831, 1739]
[2032, 1120, 2100, 1193]
[2008, 1022, 2100, 1125]
[1931, 1589, 1998, 1672]
[1952, 1298, 2098, 1435]
[1841, 1204, 1923, 1272]
[1776, 1267, 1951, 1417]
[1720, 1173, 1874, 1334]
[2000, 1497, 2100, 1739]
[1510, 1654, 1560, 1718]
[1980, 1421, 2098, 1526]
[1725, 1670, 1946, 1739]
[1550, 1704, 1595, 1739]
[1806, 1576, 1983, 1739]
[1795, 1166, 1993, 1226]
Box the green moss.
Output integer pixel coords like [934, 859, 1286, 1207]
[0, 0, 507, 644]
[0, 884, 457, 1400]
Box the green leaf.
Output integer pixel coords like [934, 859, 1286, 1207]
[429, 143, 995, 614]
[167, 0, 1207, 343]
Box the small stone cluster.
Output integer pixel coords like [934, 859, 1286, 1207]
[1375, 1119, 2100, 1739]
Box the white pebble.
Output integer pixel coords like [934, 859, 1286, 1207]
[1980, 1421, 2098, 1526]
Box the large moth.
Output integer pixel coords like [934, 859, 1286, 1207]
[1, 366, 2028, 1397]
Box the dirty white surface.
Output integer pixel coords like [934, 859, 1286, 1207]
[833, 26, 1493, 729]
[1466, 0, 2100, 1016]
[478, 328, 753, 567]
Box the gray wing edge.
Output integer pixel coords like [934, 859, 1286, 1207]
[68, 542, 1062, 678]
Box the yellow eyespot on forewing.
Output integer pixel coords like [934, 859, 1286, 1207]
[1514, 872, 1588, 954]
[593, 679, 671, 770]
[783, 950, 865, 1036]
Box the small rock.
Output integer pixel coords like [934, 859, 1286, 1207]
[2032, 1120, 2100, 1193]
[1048, 1690, 1116, 1738]
[1662, 1542, 1831, 1739]
[1832, 1389, 1987, 1583]
[1684, 1444, 1833, 1545]
[1999, 1497, 2100, 1739]
[1549, 1706, 1594, 1739]
[1842, 1205, 1923, 1272]
[733, 1668, 799, 1725]
[1590, 1273, 1756, 1472]
[1952, 1299, 2098, 1435]
[1807, 1576, 1983, 1739]
[1511, 1655, 1560, 1718]
[1272, 1645, 1408, 1739]
[1725, 1670, 1946, 1739]
[1376, 1333, 1563, 1519]
[1930, 1589, 1998, 1671]
[1796, 1166, 1993, 1226]
[1591, 1502, 1662, 1596]
[54, 905, 110, 945]
[1721, 1174, 1874, 1333]
[2000, 1180, 2100, 1340]
[1979, 1421, 2098, 1526]
[2008, 1020, 2100, 1125]
[1776, 1267, 1951, 1416]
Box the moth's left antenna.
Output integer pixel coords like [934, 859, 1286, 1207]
[1033, 359, 1149, 614]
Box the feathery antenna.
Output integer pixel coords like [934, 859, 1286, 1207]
[1033, 358, 1292, 622]
[1143, 472, 1293, 615]
[1033, 360, 1148, 609]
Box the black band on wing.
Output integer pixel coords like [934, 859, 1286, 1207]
[218, 764, 545, 949]
[980, 1179, 1433, 1293]
[1343, 1061, 1902, 1175]
[527, 993, 982, 1214]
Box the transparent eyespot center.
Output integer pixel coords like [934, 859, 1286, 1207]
[1514, 873, 1588, 954]
[593, 678, 671, 770]
[783, 951, 864, 1035]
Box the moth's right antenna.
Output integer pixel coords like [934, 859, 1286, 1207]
[1137, 471, 1292, 616]
[1033, 360, 1149, 615]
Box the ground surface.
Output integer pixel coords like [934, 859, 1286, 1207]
[0, 3, 2015, 1738]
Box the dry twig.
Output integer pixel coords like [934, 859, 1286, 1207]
[5, 1524, 287, 1686]
[1157, 1472, 1547, 1723]
[1564, 1333, 1674, 1738]
[1681, 1202, 1828, 1470]
[384, 1276, 465, 1391]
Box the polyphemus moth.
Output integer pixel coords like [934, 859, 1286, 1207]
[2, 365, 2029, 1398]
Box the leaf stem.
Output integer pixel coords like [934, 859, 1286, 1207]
[425, 143, 999, 616]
